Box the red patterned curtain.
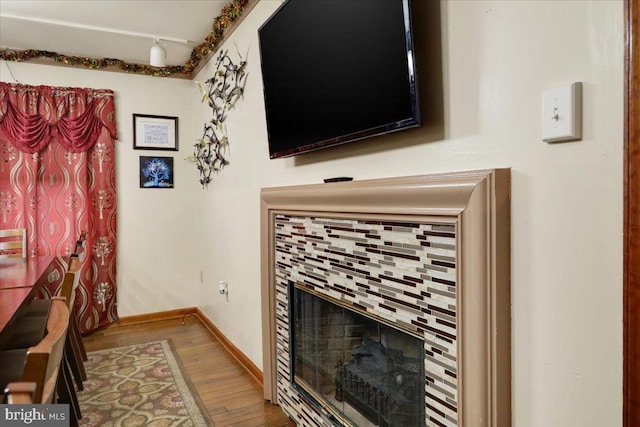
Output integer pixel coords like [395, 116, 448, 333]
[0, 82, 118, 333]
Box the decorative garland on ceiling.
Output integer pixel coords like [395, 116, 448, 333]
[0, 0, 250, 78]
[186, 48, 247, 188]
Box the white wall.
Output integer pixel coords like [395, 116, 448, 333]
[194, 1, 623, 426]
[1, 0, 623, 424]
[0, 62, 202, 316]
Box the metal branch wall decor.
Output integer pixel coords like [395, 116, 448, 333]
[187, 49, 247, 188]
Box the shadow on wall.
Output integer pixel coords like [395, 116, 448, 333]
[294, 0, 444, 166]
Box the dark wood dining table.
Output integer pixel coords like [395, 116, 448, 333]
[0, 255, 68, 347]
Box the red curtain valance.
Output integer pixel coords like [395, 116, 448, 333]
[0, 82, 117, 153]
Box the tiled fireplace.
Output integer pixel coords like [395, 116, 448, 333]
[261, 170, 511, 427]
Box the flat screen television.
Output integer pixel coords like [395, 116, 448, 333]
[258, 0, 420, 159]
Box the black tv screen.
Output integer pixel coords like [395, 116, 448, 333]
[259, 0, 420, 159]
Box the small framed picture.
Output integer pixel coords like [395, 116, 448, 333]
[133, 114, 178, 151]
[140, 156, 174, 188]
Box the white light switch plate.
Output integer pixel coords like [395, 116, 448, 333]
[542, 82, 582, 143]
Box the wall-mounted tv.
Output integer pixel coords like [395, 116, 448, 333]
[258, 0, 420, 159]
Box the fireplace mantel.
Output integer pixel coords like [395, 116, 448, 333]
[260, 169, 511, 426]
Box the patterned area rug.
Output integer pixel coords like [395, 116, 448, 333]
[77, 340, 213, 426]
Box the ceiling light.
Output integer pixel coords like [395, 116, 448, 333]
[150, 40, 166, 67]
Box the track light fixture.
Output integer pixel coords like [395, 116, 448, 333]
[150, 39, 167, 67]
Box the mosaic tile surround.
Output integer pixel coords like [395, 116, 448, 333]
[274, 214, 460, 427]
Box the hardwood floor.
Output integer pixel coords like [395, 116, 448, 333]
[82, 316, 295, 427]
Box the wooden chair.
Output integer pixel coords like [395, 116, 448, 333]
[2, 299, 78, 426]
[54, 257, 85, 425]
[57, 258, 87, 388]
[8, 256, 87, 354]
[70, 235, 88, 361]
[1, 297, 69, 404]
[16, 258, 87, 375]
[0, 228, 27, 259]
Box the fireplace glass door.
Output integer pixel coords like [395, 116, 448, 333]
[291, 283, 426, 427]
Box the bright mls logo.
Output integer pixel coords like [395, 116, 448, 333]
[1, 405, 69, 426]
